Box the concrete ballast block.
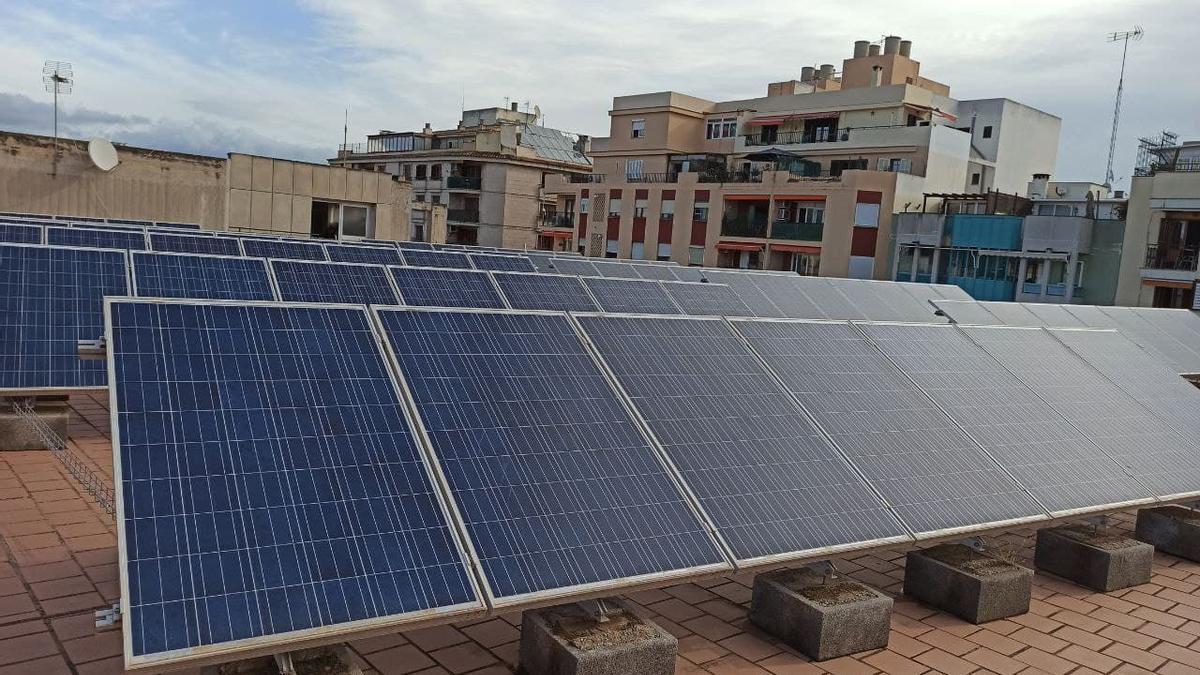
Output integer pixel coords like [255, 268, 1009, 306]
[1035, 526, 1153, 592]
[1136, 506, 1200, 562]
[518, 598, 676, 675]
[905, 543, 1032, 624]
[0, 402, 69, 452]
[749, 568, 892, 661]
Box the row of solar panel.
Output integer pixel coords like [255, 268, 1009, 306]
[932, 299, 1200, 375]
[107, 298, 1200, 667]
[0, 212, 202, 230]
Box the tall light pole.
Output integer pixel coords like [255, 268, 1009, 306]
[42, 60, 73, 176]
[1104, 27, 1142, 188]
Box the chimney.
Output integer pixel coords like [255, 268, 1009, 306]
[510, 102, 519, 112]
[853, 40, 870, 58]
[899, 39, 912, 57]
[1028, 173, 1050, 199]
[800, 66, 815, 82]
[868, 43, 881, 56]
[1114, 189, 1126, 199]
[819, 63, 835, 80]
[422, 122, 432, 134]
[884, 35, 901, 55]
[871, 65, 883, 87]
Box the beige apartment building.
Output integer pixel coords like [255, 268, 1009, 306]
[1116, 137, 1200, 309]
[332, 105, 592, 249]
[545, 35, 1060, 278]
[0, 131, 412, 239]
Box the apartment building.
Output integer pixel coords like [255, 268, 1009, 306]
[892, 177, 1126, 304]
[333, 105, 592, 249]
[1116, 136, 1200, 309]
[544, 35, 1061, 278]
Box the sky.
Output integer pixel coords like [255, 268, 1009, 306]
[0, 0, 1194, 189]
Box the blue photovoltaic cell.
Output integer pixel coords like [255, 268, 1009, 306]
[271, 261, 399, 305]
[241, 239, 328, 261]
[467, 253, 537, 272]
[132, 252, 275, 301]
[544, 257, 599, 276]
[326, 244, 404, 266]
[629, 264, 678, 281]
[47, 226, 146, 250]
[149, 232, 242, 256]
[0, 223, 42, 244]
[0, 245, 128, 392]
[670, 267, 705, 282]
[491, 272, 598, 312]
[577, 316, 907, 563]
[396, 241, 435, 251]
[732, 319, 1045, 535]
[375, 309, 727, 601]
[662, 282, 754, 317]
[400, 249, 472, 269]
[388, 267, 506, 309]
[701, 272, 786, 318]
[582, 278, 680, 315]
[591, 261, 644, 280]
[109, 301, 479, 663]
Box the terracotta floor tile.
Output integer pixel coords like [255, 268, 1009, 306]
[402, 625, 468, 652]
[427, 642, 496, 674]
[361, 644, 435, 675]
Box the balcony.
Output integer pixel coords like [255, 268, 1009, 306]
[721, 213, 768, 238]
[569, 174, 606, 183]
[1144, 244, 1199, 271]
[770, 220, 824, 241]
[745, 130, 842, 147]
[539, 213, 574, 228]
[447, 176, 481, 190]
[701, 168, 763, 184]
[627, 172, 679, 183]
[447, 209, 480, 224]
[1136, 159, 1200, 176]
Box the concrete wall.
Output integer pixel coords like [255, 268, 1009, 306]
[0, 132, 226, 227]
[1116, 171, 1200, 306]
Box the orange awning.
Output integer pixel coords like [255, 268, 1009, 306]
[1142, 279, 1195, 290]
[747, 112, 841, 126]
[538, 230, 573, 239]
[771, 243, 821, 254]
[773, 195, 826, 202]
[716, 241, 765, 252]
[723, 194, 771, 202]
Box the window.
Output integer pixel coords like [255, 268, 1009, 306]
[608, 198, 622, 218]
[401, 165, 412, 179]
[415, 194, 425, 202]
[579, 196, 589, 214]
[878, 158, 911, 173]
[792, 252, 820, 276]
[631, 119, 645, 138]
[1075, 260, 1085, 286]
[657, 243, 671, 261]
[1025, 260, 1042, 283]
[431, 195, 441, 205]
[342, 205, 369, 238]
[311, 201, 374, 240]
[631, 242, 645, 259]
[625, 159, 644, 180]
[634, 198, 647, 218]
[982, 125, 993, 139]
[830, 158, 868, 176]
[693, 204, 709, 222]
[688, 246, 705, 266]
[705, 118, 737, 140]
[415, 165, 427, 180]
[660, 199, 675, 220]
[606, 239, 618, 258]
[758, 125, 778, 144]
[971, 172, 981, 186]
[430, 164, 442, 179]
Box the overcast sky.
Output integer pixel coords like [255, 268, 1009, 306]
[0, 0, 1194, 188]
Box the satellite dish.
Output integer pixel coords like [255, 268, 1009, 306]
[533, 104, 542, 119]
[88, 138, 119, 172]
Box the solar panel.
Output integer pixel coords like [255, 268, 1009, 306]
[833, 280, 938, 323]
[397, 241, 435, 251]
[545, 257, 599, 276]
[961, 326, 1200, 500]
[132, 252, 275, 301]
[241, 239, 328, 261]
[68, 221, 146, 232]
[581, 277, 681, 315]
[930, 283, 973, 300]
[1119, 308, 1200, 372]
[107, 300, 482, 668]
[577, 315, 907, 564]
[374, 309, 728, 603]
[661, 281, 755, 317]
[400, 249, 472, 269]
[1049, 328, 1200, 439]
[791, 277, 865, 319]
[0, 222, 42, 244]
[590, 261, 644, 280]
[271, 260, 399, 305]
[1021, 302, 1086, 327]
[149, 232, 242, 256]
[47, 226, 146, 250]
[670, 267, 705, 282]
[1062, 304, 1121, 328]
[858, 323, 1150, 514]
[749, 274, 827, 319]
[0, 244, 128, 393]
[977, 301, 1044, 327]
[491, 272, 598, 312]
[701, 272, 785, 318]
[388, 267, 506, 309]
[629, 264, 677, 281]
[325, 243, 404, 266]
[932, 300, 1003, 326]
[732, 319, 1045, 535]
[467, 253, 537, 272]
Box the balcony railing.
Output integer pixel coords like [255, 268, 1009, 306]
[721, 213, 769, 238]
[569, 174, 606, 183]
[447, 176, 481, 189]
[447, 209, 480, 223]
[770, 220, 824, 241]
[1143, 244, 1199, 271]
[744, 130, 841, 146]
[539, 213, 574, 228]
[701, 169, 763, 184]
[1137, 159, 1200, 176]
[627, 172, 679, 183]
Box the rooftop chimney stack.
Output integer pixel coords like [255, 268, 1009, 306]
[510, 102, 519, 112]
[868, 43, 881, 56]
[884, 35, 902, 55]
[819, 63, 835, 80]
[854, 40, 870, 58]
[899, 39, 912, 57]
[1028, 173, 1050, 199]
[800, 66, 815, 82]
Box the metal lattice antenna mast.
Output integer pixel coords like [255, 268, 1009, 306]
[1104, 26, 1143, 187]
[42, 60, 73, 177]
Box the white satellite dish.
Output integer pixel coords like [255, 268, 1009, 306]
[88, 138, 119, 172]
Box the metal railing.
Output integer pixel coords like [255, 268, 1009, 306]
[1143, 244, 1200, 271]
[721, 213, 769, 238]
[10, 399, 114, 517]
[447, 176, 481, 189]
[771, 220, 824, 241]
[627, 172, 679, 183]
[744, 130, 841, 146]
[569, 174, 606, 183]
[447, 209, 480, 223]
[540, 213, 574, 228]
[1138, 159, 1200, 176]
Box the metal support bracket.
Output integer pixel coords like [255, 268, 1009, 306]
[274, 652, 296, 675]
[1083, 514, 1110, 532]
[959, 536, 986, 552]
[804, 560, 838, 584]
[95, 602, 120, 628]
[77, 337, 106, 361]
[576, 598, 620, 623]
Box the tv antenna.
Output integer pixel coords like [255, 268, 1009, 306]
[1103, 26, 1143, 188]
[43, 60, 73, 176]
